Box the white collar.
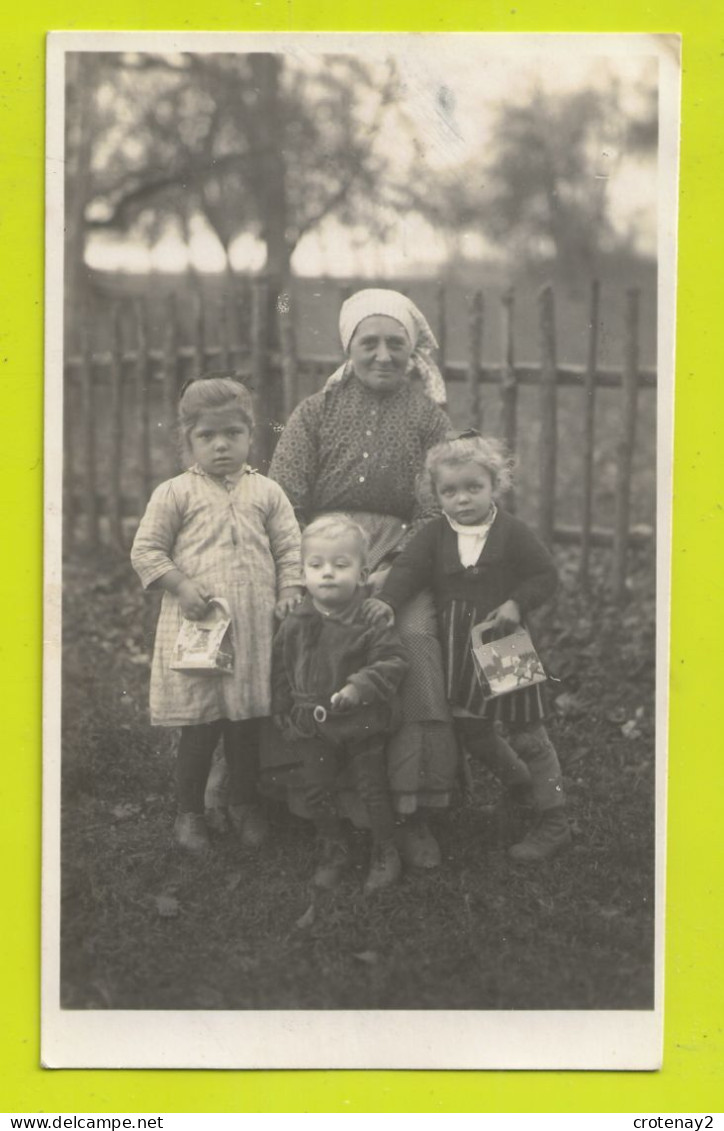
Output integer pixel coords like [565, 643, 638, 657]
[189, 463, 254, 484]
[445, 504, 497, 537]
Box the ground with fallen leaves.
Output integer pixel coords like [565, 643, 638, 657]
[60, 544, 655, 1010]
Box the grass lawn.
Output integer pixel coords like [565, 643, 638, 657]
[60, 544, 655, 1011]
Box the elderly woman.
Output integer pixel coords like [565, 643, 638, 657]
[262, 288, 459, 867]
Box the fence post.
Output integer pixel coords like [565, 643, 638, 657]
[538, 285, 558, 546]
[500, 287, 518, 451]
[436, 283, 447, 371]
[219, 293, 233, 372]
[251, 277, 271, 467]
[612, 289, 641, 600]
[107, 303, 125, 551]
[277, 286, 298, 420]
[79, 323, 99, 550]
[467, 290, 483, 428]
[500, 286, 518, 514]
[193, 288, 206, 376]
[134, 299, 152, 512]
[163, 293, 181, 476]
[579, 280, 600, 587]
[236, 277, 252, 357]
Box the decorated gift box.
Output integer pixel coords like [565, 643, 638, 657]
[170, 597, 234, 674]
[470, 620, 547, 700]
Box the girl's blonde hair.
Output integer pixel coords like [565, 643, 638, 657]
[178, 374, 254, 458]
[421, 432, 515, 500]
[301, 513, 370, 566]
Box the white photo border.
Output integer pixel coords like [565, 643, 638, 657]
[42, 30, 680, 1070]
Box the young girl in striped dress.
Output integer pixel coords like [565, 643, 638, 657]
[131, 376, 302, 854]
[380, 433, 571, 861]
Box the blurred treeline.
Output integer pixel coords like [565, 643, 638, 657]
[65, 50, 658, 318]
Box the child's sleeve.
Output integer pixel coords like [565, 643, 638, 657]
[265, 481, 303, 593]
[271, 621, 294, 718]
[130, 481, 184, 589]
[378, 522, 438, 612]
[346, 622, 410, 705]
[507, 521, 558, 614]
[405, 487, 441, 548]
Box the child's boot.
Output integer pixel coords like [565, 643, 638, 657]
[397, 813, 441, 870]
[228, 803, 270, 848]
[508, 807, 571, 862]
[313, 836, 350, 890]
[174, 812, 211, 854]
[481, 782, 535, 844]
[363, 838, 402, 895]
[205, 805, 229, 834]
[480, 781, 535, 819]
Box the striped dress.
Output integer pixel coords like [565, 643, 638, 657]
[131, 465, 301, 727]
[441, 599, 547, 724]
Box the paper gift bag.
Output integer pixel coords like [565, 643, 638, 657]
[470, 620, 547, 700]
[170, 597, 234, 673]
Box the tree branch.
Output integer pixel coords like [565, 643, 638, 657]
[86, 149, 269, 230]
[293, 63, 398, 240]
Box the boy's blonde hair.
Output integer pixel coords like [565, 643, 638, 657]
[301, 513, 370, 566]
[178, 374, 254, 459]
[421, 432, 514, 500]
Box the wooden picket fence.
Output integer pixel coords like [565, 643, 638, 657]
[62, 278, 656, 599]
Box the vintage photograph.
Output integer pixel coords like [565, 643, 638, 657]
[44, 32, 678, 1068]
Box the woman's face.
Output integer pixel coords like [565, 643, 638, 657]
[347, 315, 413, 396]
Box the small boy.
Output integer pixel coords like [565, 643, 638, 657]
[272, 514, 409, 893]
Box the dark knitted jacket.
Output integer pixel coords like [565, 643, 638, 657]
[380, 510, 558, 622]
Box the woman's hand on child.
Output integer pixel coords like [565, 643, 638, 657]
[275, 586, 304, 620]
[366, 567, 391, 596]
[488, 599, 521, 634]
[177, 579, 211, 620]
[330, 684, 361, 712]
[360, 597, 395, 627]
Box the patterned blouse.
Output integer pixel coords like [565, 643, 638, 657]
[268, 373, 450, 547]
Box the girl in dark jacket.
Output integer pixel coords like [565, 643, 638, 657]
[380, 434, 570, 862]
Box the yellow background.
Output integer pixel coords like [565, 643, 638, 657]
[3, 0, 722, 1114]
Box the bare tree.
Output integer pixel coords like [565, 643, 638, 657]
[407, 82, 657, 274]
[69, 51, 404, 285]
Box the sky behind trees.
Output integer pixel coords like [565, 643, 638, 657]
[75, 39, 658, 279]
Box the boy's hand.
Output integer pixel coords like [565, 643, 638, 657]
[273, 712, 294, 739]
[488, 599, 521, 635]
[177, 579, 211, 620]
[330, 684, 361, 712]
[275, 586, 303, 620]
[360, 596, 395, 628]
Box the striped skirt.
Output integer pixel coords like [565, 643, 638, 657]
[442, 599, 547, 725]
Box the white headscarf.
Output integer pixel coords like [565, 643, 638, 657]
[324, 288, 448, 406]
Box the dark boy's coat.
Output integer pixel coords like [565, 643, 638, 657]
[272, 591, 409, 742]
